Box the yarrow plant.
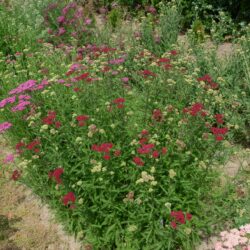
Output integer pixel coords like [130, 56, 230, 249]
[0, 1, 249, 249]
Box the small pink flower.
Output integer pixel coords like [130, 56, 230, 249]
[3, 154, 15, 164]
[58, 27, 66, 36]
[85, 18, 92, 25]
[214, 242, 223, 250]
[57, 16, 65, 23]
[121, 77, 129, 83]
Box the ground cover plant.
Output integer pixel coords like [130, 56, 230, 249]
[0, 0, 250, 249]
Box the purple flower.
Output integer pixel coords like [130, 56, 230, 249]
[0, 122, 12, 133]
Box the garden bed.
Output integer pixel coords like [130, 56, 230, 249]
[0, 1, 250, 249]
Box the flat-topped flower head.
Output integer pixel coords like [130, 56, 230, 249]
[0, 122, 12, 133]
[9, 80, 36, 95]
[48, 167, 64, 184]
[63, 192, 76, 206]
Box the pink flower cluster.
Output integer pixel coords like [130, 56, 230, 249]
[11, 100, 31, 112]
[109, 57, 125, 65]
[0, 122, 12, 133]
[0, 96, 16, 108]
[9, 80, 36, 95]
[215, 224, 250, 250]
[32, 79, 49, 91]
[3, 154, 15, 164]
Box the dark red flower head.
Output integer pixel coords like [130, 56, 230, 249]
[76, 115, 89, 126]
[48, 167, 64, 184]
[63, 192, 76, 206]
[152, 109, 163, 122]
[214, 114, 224, 124]
[137, 144, 155, 154]
[133, 156, 144, 166]
[74, 73, 89, 81]
[92, 143, 113, 153]
[11, 170, 21, 181]
[170, 210, 192, 229]
[26, 140, 40, 153]
[16, 141, 25, 154]
[142, 70, 156, 78]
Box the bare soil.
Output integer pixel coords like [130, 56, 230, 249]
[0, 138, 82, 250]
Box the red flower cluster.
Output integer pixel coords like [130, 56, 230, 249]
[183, 103, 206, 117]
[142, 70, 157, 78]
[11, 170, 21, 181]
[74, 72, 89, 81]
[157, 58, 172, 70]
[162, 147, 167, 155]
[48, 167, 64, 184]
[211, 127, 228, 141]
[197, 74, 219, 89]
[138, 129, 149, 145]
[137, 143, 155, 154]
[170, 211, 192, 229]
[170, 50, 178, 56]
[152, 150, 159, 158]
[214, 114, 224, 124]
[16, 141, 25, 154]
[152, 109, 163, 122]
[76, 115, 89, 126]
[92, 143, 113, 160]
[62, 192, 76, 207]
[43, 111, 61, 128]
[158, 58, 170, 64]
[113, 98, 125, 109]
[26, 139, 40, 153]
[133, 156, 144, 166]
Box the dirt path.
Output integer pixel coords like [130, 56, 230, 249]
[0, 139, 83, 250]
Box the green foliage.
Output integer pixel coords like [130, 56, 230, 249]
[107, 8, 122, 30]
[140, 1, 181, 55]
[191, 19, 205, 43]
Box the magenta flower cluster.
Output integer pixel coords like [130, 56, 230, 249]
[9, 79, 36, 95]
[0, 122, 12, 133]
